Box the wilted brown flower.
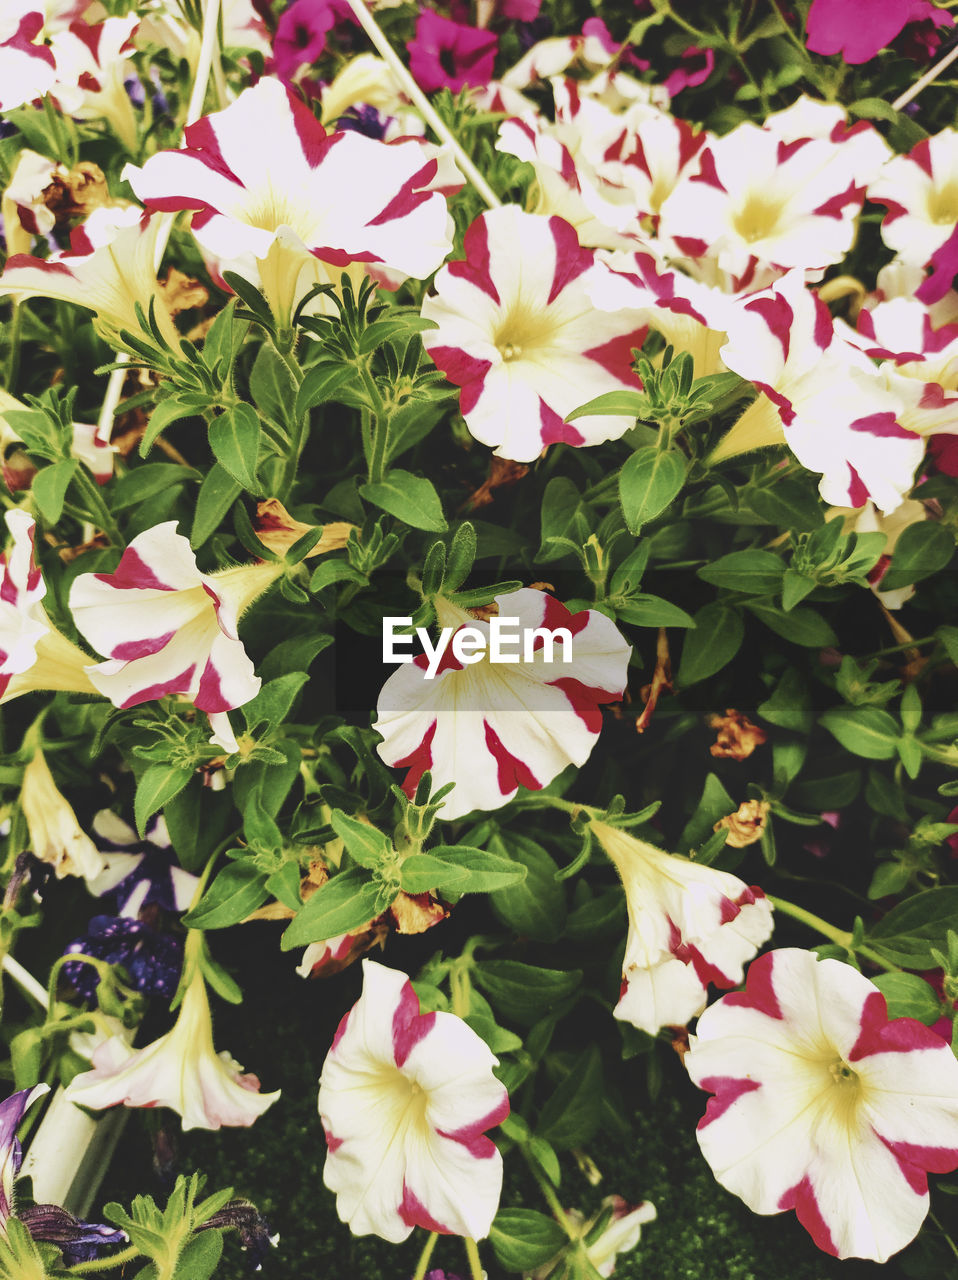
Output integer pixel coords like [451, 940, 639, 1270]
[714, 799, 771, 848]
[461, 455, 529, 512]
[253, 498, 356, 559]
[158, 267, 209, 317]
[708, 708, 767, 760]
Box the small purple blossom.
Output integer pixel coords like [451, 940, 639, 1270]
[0, 1086, 49, 1224]
[88, 810, 198, 916]
[408, 10, 498, 93]
[334, 103, 392, 141]
[63, 915, 183, 1002]
[19, 1204, 127, 1265]
[271, 0, 355, 81]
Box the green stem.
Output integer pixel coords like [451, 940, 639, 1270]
[519, 1145, 578, 1239]
[463, 1237, 484, 1280]
[769, 896, 900, 972]
[4, 299, 22, 392]
[411, 1232, 439, 1280]
[68, 1244, 142, 1274]
[657, 1, 711, 43]
[863, 636, 936, 658]
[358, 361, 391, 484]
[70, 466, 124, 545]
[766, 0, 809, 56]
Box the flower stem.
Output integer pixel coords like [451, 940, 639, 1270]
[411, 1231, 438, 1280]
[341, 0, 501, 210]
[519, 1144, 578, 1239]
[463, 1237, 484, 1280]
[769, 896, 900, 972]
[892, 40, 958, 110]
[68, 1244, 142, 1274]
[4, 299, 22, 391]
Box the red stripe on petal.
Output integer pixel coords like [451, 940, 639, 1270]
[671, 235, 709, 258]
[180, 115, 246, 188]
[849, 412, 917, 440]
[847, 991, 953, 1060]
[195, 658, 234, 713]
[118, 664, 197, 707]
[583, 329, 647, 384]
[545, 217, 593, 305]
[691, 149, 725, 191]
[911, 139, 934, 178]
[392, 719, 437, 799]
[539, 401, 585, 447]
[846, 464, 869, 508]
[421, 344, 492, 409]
[398, 1182, 453, 1234]
[111, 631, 176, 661]
[330, 1008, 351, 1052]
[93, 547, 176, 591]
[483, 719, 541, 795]
[448, 215, 501, 305]
[880, 1134, 958, 1185]
[368, 158, 438, 227]
[391, 981, 434, 1067]
[778, 1176, 839, 1256]
[812, 294, 832, 351]
[721, 951, 783, 1018]
[814, 181, 865, 220]
[744, 294, 793, 362]
[538, 594, 590, 640]
[696, 1075, 760, 1127]
[322, 1123, 344, 1153]
[547, 677, 613, 733]
[2, 254, 74, 277]
[288, 88, 337, 167]
[436, 1091, 510, 1158]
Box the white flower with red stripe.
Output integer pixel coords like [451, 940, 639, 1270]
[123, 77, 460, 324]
[686, 948, 958, 1262]
[869, 130, 958, 268]
[0, 205, 181, 349]
[68, 522, 281, 753]
[421, 206, 648, 462]
[374, 589, 631, 820]
[0, 7, 55, 112]
[714, 271, 924, 512]
[592, 820, 773, 1036]
[48, 16, 139, 152]
[658, 122, 869, 278]
[318, 959, 509, 1242]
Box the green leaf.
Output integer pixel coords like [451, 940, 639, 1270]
[241, 672, 309, 732]
[329, 809, 392, 869]
[613, 593, 695, 628]
[490, 1208, 567, 1273]
[677, 771, 735, 850]
[867, 887, 958, 967]
[938, 624, 958, 666]
[135, 764, 193, 837]
[867, 860, 911, 901]
[162, 786, 233, 873]
[747, 601, 836, 647]
[111, 462, 202, 509]
[309, 559, 368, 592]
[473, 961, 582, 1026]
[781, 568, 817, 611]
[536, 1046, 604, 1149]
[747, 478, 823, 531]
[399, 846, 527, 895]
[281, 866, 386, 948]
[360, 469, 447, 532]
[566, 389, 646, 421]
[294, 362, 359, 418]
[249, 342, 297, 428]
[139, 398, 199, 457]
[32, 458, 78, 523]
[881, 521, 955, 591]
[677, 603, 744, 685]
[191, 462, 241, 547]
[871, 972, 943, 1025]
[819, 707, 900, 760]
[488, 834, 566, 942]
[619, 447, 687, 533]
[173, 1230, 223, 1280]
[182, 862, 270, 929]
[209, 404, 262, 493]
[698, 549, 784, 595]
[758, 667, 812, 734]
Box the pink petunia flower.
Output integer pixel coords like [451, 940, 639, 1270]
[662, 45, 714, 97]
[318, 959, 509, 1241]
[686, 948, 958, 1261]
[374, 588, 631, 820]
[592, 820, 774, 1036]
[421, 205, 648, 461]
[407, 10, 498, 94]
[805, 0, 953, 65]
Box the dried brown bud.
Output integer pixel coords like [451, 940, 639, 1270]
[254, 497, 356, 558]
[389, 890, 449, 934]
[708, 708, 767, 760]
[714, 799, 771, 848]
[461, 455, 529, 511]
[158, 267, 209, 317]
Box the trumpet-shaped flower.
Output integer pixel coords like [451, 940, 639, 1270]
[374, 589, 630, 819]
[48, 16, 140, 152]
[870, 129, 958, 269]
[318, 959, 509, 1242]
[68, 521, 281, 752]
[0, 205, 181, 348]
[421, 206, 648, 461]
[0, 1084, 50, 1228]
[65, 960, 280, 1130]
[0, 509, 97, 705]
[123, 77, 460, 323]
[805, 0, 952, 64]
[0, 11, 55, 112]
[408, 10, 498, 94]
[20, 746, 108, 882]
[714, 271, 925, 512]
[686, 948, 958, 1261]
[592, 820, 774, 1036]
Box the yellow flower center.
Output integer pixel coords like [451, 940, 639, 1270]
[493, 304, 559, 362]
[927, 182, 958, 226]
[732, 193, 786, 245]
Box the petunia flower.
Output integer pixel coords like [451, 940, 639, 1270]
[48, 16, 140, 153]
[20, 746, 108, 882]
[530, 1195, 656, 1278]
[408, 10, 498, 94]
[662, 45, 713, 97]
[271, 0, 355, 85]
[0, 11, 56, 112]
[421, 205, 648, 462]
[374, 588, 631, 820]
[712, 271, 925, 513]
[64, 954, 280, 1130]
[592, 819, 774, 1036]
[318, 959, 509, 1241]
[85, 809, 197, 916]
[0, 1085, 50, 1230]
[686, 947, 958, 1262]
[68, 521, 282, 753]
[123, 77, 460, 325]
[827, 498, 928, 611]
[805, 0, 953, 65]
[17, 1204, 126, 1266]
[0, 510, 97, 703]
[869, 129, 958, 269]
[0, 205, 181, 349]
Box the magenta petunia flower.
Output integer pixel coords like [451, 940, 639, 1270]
[408, 10, 498, 94]
[805, 0, 953, 65]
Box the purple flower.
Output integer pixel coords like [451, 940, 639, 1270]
[334, 103, 392, 141]
[198, 1200, 277, 1269]
[63, 915, 183, 1002]
[408, 10, 498, 93]
[0, 1086, 49, 1224]
[87, 810, 198, 917]
[19, 1205, 126, 1265]
[271, 0, 354, 81]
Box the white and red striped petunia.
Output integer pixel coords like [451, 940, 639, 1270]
[869, 130, 958, 269]
[0, 8, 55, 112]
[122, 77, 461, 323]
[48, 16, 140, 151]
[68, 522, 281, 752]
[686, 948, 958, 1262]
[715, 271, 925, 512]
[0, 205, 181, 349]
[421, 206, 648, 462]
[318, 959, 509, 1242]
[373, 588, 631, 820]
[592, 820, 774, 1036]
[658, 121, 870, 279]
